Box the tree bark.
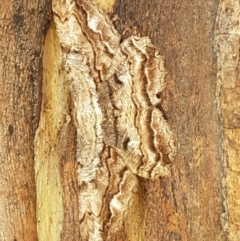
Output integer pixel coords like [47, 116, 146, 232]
[1, 0, 240, 240]
[112, 0, 226, 240]
[0, 1, 51, 240]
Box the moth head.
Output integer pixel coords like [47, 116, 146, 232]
[52, 0, 75, 22]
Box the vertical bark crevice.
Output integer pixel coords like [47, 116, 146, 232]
[34, 19, 69, 241]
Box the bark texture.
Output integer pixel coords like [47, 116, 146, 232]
[38, 1, 176, 240]
[217, 0, 240, 239]
[112, 0, 226, 240]
[0, 0, 51, 240]
[1, 0, 240, 240]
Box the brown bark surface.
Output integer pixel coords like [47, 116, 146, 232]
[60, 121, 80, 240]
[2, 0, 240, 240]
[0, 0, 51, 240]
[112, 0, 226, 240]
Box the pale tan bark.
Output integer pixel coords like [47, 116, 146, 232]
[217, 0, 240, 239]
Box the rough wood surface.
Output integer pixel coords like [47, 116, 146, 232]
[52, 0, 176, 240]
[216, 0, 240, 239]
[112, 0, 226, 240]
[0, 0, 51, 240]
[2, 0, 238, 240]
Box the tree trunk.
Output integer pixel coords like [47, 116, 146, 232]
[112, 0, 224, 240]
[1, 0, 239, 240]
[0, 1, 51, 240]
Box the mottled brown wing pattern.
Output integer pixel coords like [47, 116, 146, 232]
[99, 36, 175, 178]
[52, 0, 176, 240]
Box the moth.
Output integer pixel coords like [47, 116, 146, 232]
[53, 0, 176, 240]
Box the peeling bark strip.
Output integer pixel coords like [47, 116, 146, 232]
[52, 0, 176, 240]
